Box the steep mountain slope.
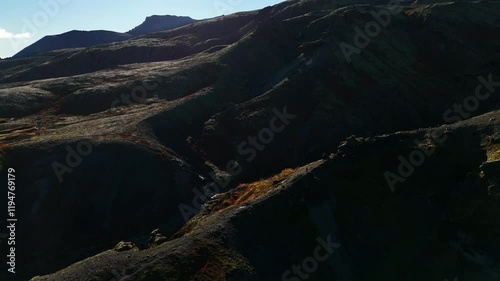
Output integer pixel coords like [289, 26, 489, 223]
[31, 110, 500, 281]
[0, 0, 499, 280]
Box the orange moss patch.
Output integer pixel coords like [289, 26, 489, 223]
[174, 168, 298, 239]
[220, 168, 294, 208]
[176, 168, 295, 237]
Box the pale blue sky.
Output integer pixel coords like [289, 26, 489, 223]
[0, 0, 285, 58]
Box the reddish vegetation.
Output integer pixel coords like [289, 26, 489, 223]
[232, 168, 294, 206]
[209, 168, 295, 213]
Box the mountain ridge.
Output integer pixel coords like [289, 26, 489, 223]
[12, 14, 196, 58]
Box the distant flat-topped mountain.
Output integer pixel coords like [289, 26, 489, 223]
[13, 15, 195, 58]
[13, 30, 133, 58]
[127, 15, 196, 36]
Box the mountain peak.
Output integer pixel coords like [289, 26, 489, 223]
[127, 15, 196, 36]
